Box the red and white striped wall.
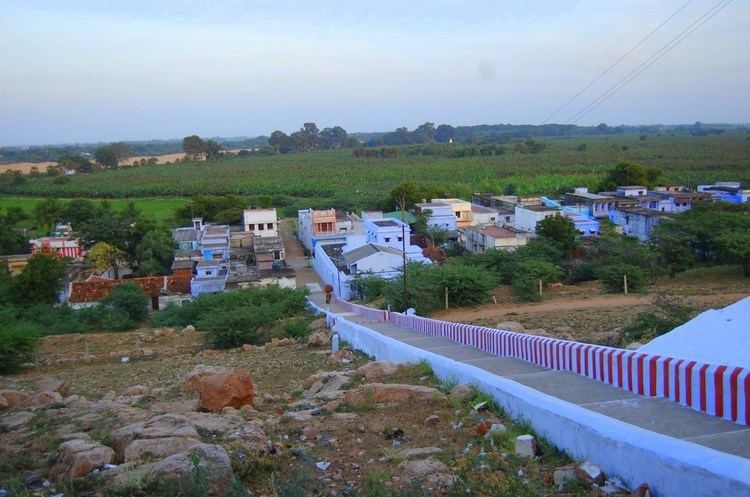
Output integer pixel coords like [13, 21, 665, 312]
[334, 296, 749, 426]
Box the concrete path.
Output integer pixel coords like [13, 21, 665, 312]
[308, 291, 750, 460]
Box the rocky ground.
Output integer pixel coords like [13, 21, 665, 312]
[1, 320, 651, 497]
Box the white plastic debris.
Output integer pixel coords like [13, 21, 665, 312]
[472, 401, 487, 411]
[331, 334, 340, 353]
[121, 356, 130, 363]
[316, 461, 331, 471]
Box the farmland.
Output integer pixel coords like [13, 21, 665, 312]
[0, 196, 188, 225]
[2, 133, 749, 213]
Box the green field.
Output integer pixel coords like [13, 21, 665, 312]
[2, 133, 749, 212]
[0, 196, 189, 225]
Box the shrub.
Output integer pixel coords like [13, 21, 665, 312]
[0, 324, 39, 374]
[282, 317, 311, 339]
[622, 294, 698, 342]
[104, 283, 150, 323]
[565, 259, 597, 284]
[350, 274, 389, 302]
[595, 263, 648, 293]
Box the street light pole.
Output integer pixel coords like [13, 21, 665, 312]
[401, 215, 408, 308]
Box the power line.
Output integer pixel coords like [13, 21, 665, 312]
[543, 0, 694, 124]
[567, 0, 733, 124]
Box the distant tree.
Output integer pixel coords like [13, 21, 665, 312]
[536, 215, 578, 255]
[716, 231, 750, 277]
[87, 241, 127, 279]
[302, 122, 320, 145]
[413, 122, 436, 143]
[205, 140, 223, 160]
[393, 127, 413, 145]
[268, 130, 291, 153]
[109, 142, 132, 163]
[117, 201, 142, 226]
[10, 253, 67, 304]
[135, 229, 176, 276]
[320, 126, 348, 149]
[33, 198, 64, 234]
[389, 182, 422, 212]
[645, 166, 665, 186]
[103, 283, 149, 323]
[182, 135, 208, 160]
[345, 136, 361, 148]
[600, 161, 655, 190]
[434, 124, 454, 143]
[64, 199, 97, 228]
[94, 145, 119, 169]
[596, 123, 609, 133]
[57, 154, 94, 173]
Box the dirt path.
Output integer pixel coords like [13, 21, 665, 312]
[433, 292, 749, 323]
[279, 218, 322, 288]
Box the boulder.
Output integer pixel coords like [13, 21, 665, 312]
[514, 434, 536, 458]
[328, 349, 354, 365]
[181, 365, 230, 394]
[0, 390, 29, 409]
[124, 436, 202, 463]
[124, 385, 149, 397]
[356, 361, 399, 381]
[343, 383, 445, 404]
[182, 325, 196, 334]
[0, 411, 34, 431]
[307, 331, 330, 347]
[400, 447, 443, 459]
[242, 344, 256, 352]
[51, 439, 115, 479]
[448, 384, 474, 402]
[112, 414, 200, 457]
[195, 368, 254, 412]
[496, 321, 525, 333]
[590, 331, 621, 347]
[38, 378, 71, 396]
[486, 423, 507, 438]
[148, 443, 233, 495]
[269, 337, 294, 347]
[576, 461, 605, 485]
[424, 414, 440, 427]
[553, 465, 577, 488]
[626, 341, 644, 350]
[22, 391, 63, 409]
[399, 458, 450, 479]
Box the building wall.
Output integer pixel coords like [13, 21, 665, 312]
[312, 243, 352, 299]
[351, 251, 404, 277]
[514, 207, 560, 233]
[243, 209, 279, 237]
[609, 211, 661, 241]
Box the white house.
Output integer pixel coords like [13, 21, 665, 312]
[514, 204, 561, 233]
[243, 208, 279, 237]
[343, 243, 404, 276]
[363, 217, 431, 263]
[414, 202, 457, 231]
[470, 204, 500, 226]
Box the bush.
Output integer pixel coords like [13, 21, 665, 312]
[350, 274, 389, 302]
[565, 259, 597, 284]
[153, 286, 312, 349]
[104, 283, 150, 322]
[595, 263, 648, 293]
[282, 317, 311, 339]
[0, 324, 39, 374]
[621, 294, 697, 342]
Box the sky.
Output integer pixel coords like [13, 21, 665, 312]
[1, 0, 748, 146]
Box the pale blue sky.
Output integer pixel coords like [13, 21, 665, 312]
[1, 0, 747, 145]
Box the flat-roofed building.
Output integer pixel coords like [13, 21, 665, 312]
[243, 208, 279, 237]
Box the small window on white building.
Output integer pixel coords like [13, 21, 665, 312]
[397, 237, 403, 242]
[384, 237, 390, 242]
[267, 223, 273, 229]
[248, 224, 255, 230]
[258, 224, 264, 230]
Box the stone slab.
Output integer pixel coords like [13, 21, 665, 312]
[509, 371, 639, 404]
[684, 429, 750, 459]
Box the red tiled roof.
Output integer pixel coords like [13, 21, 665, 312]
[69, 275, 192, 303]
[481, 226, 517, 238]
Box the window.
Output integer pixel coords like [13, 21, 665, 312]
[258, 224, 264, 230]
[248, 224, 255, 231]
[205, 270, 213, 275]
[455, 212, 460, 217]
[267, 223, 273, 229]
[273, 251, 281, 260]
[397, 237, 403, 242]
[384, 237, 390, 242]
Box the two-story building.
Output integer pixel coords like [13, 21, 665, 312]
[190, 259, 229, 295]
[243, 208, 279, 237]
[432, 198, 472, 228]
[298, 208, 351, 251]
[414, 202, 457, 231]
[563, 188, 615, 219]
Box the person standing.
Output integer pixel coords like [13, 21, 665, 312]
[324, 283, 334, 304]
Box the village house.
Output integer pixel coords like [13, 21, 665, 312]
[514, 204, 561, 233]
[470, 204, 501, 226]
[566, 213, 601, 236]
[609, 207, 673, 241]
[432, 198, 473, 228]
[191, 259, 229, 296]
[472, 193, 541, 210]
[563, 188, 615, 219]
[243, 208, 279, 237]
[297, 209, 362, 252]
[252, 236, 286, 270]
[653, 190, 710, 213]
[414, 202, 458, 231]
[29, 236, 84, 259]
[697, 181, 750, 204]
[68, 274, 192, 311]
[463, 225, 529, 253]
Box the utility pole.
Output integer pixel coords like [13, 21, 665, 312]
[401, 214, 408, 308]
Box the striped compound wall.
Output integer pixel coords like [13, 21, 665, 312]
[333, 297, 750, 426]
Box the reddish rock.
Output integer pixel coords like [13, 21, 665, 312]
[124, 385, 149, 397]
[631, 484, 651, 497]
[424, 414, 440, 427]
[38, 378, 71, 397]
[474, 420, 492, 437]
[22, 391, 62, 408]
[307, 331, 330, 347]
[124, 436, 202, 463]
[181, 365, 230, 394]
[196, 368, 254, 412]
[328, 349, 354, 365]
[0, 390, 29, 409]
[269, 337, 294, 347]
[200, 349, 221, 357]
[356, 361, 399, 381]
[242, 344, 256, 352]
[343, 383, 445, 404]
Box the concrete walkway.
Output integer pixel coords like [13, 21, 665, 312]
[309, 292, 750, 460]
